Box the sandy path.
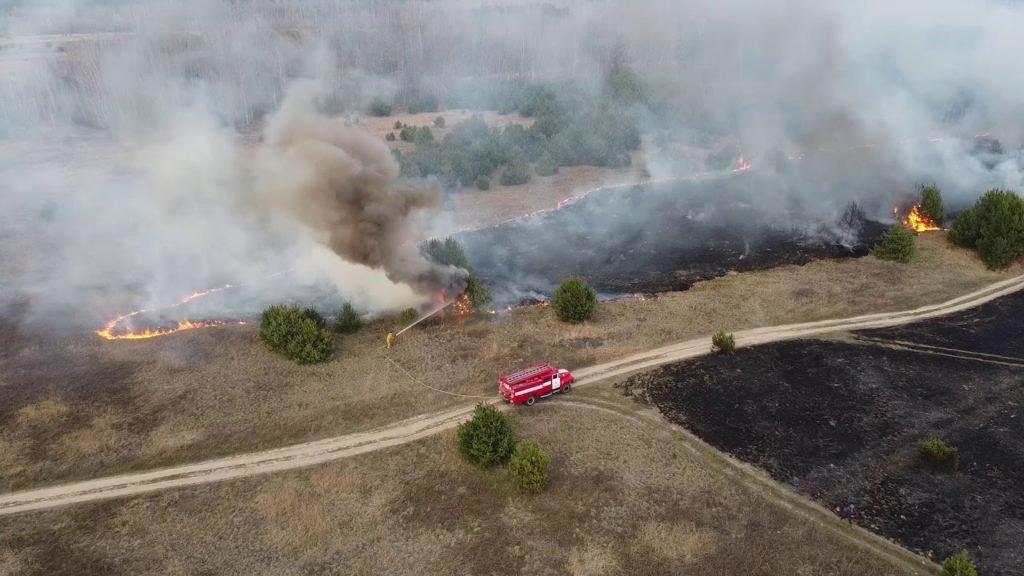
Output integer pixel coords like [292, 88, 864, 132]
[2, 273, 1023, 517]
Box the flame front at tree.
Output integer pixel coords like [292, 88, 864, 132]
[898, 204, 942, 233]
[452, 292, 475, 316]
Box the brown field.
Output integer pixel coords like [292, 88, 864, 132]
[0, 232, 1017, 492]
[0, 388, 931, 576]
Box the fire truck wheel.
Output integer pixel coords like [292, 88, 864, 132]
[562, 384, 571, 393]
[526, 396, 536, 406]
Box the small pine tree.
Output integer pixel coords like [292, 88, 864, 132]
[385, 132, 396, 142]
[920, 185, 946, 227]
[457, 403, 516, 467]
[464, 275, 492, 312]
[399, 125, 417, 142]
[475, 175, 490, 191]
[500, 158, 531, 186]
[423, 237, 471, 270]
[414, 126, 434, 145]
[949, 189, 1024, 268]
[553, 277, 597, 323]
[508, 440, 549, 493]
[534, 154, 559, 176]
[940, 550, 977, 576]
[434, 116, 446, 128]
[711, 331, 735, 354]
[974, 189, 1024, 269]
[334, 302, 362, 334]
[948, 207, 979, 248]
[394, 120, 403, 130]
[872, 225, 916, 263]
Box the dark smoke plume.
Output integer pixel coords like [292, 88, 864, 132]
[254, 82, 465, 296]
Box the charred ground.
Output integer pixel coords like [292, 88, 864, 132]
[621, 291, 1024, 575]
[460, 169, 887, 302]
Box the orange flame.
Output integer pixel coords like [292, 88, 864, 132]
[452, 292, 474, 316]
[96, 283, 243, 340]
[897, 204, 942, 233]
[96, 315, 243, 341]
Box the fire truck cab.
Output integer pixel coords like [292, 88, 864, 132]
[499, 363, 575, 406]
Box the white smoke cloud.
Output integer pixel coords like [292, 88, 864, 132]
[2, 0, 1023, 326]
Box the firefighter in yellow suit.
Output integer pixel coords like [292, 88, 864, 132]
[385, 332, 396, 350]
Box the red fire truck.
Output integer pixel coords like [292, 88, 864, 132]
[498, 363, 575, 406]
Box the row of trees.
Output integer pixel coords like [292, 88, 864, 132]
[394, 85, 642, 189]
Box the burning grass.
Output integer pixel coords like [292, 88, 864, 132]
[0, 233, 1018, 490]
[0, 398, 924, 575]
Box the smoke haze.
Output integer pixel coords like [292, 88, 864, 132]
[2, 0, 1023, 326]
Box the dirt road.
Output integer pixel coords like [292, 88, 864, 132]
[2, 273, 1023, 517]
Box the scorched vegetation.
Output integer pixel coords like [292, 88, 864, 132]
[622, 290, 1024, 575]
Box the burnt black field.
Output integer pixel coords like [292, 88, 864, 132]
[620, 291, 1024, 575]
[459, 170, 887, 303]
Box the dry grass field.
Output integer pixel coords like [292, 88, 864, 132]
[0, 391, 929, 576]
[0, 232, 1016, 492]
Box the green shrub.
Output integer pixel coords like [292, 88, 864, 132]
[919, 438, 959, 471]
[260, 305, 333, 364]
[920, 184, 946, 227]
[334, 302, 362, 334]
[423, 237, 471, 270]
[399, 125, 417, 142]
[385, 132, 396, 142]
[872, 225, 916, 263]
[500, 158, 531, 186]
[464, 275, 492, 312]
[457, 403, 515, 467]
[534, 154, 558, 176]
[368, 97, 392, 117]
[399, 307, 419, 326]
[604, 61, 649, 105]
[974, 190, 1024, 269]
[948, 207, 979, 248]
[508, 440, 549, 493]
[948, 189, 1024, 268]
[711, 331, 735, 354]
[475, 175, 490, 190]
[393, 120, 403, 130]
[433, 116, 446, 128]
[553, 276, 597, 323]
[414, 126, 434, 145]
[940, 550, 977, 576]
